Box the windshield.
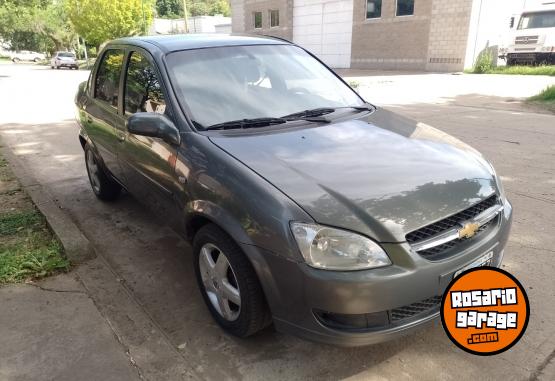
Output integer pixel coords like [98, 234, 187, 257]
[518, 11, 555, 29]
[166, 44, 363, 128]
[58, 52, 75, 58]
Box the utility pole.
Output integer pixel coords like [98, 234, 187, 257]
[141, 0, 147, 34]
[182, 0, 189, 33]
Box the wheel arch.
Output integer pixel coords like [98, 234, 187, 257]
[185, 202, 278, 316]
[184, 200, 254, 246]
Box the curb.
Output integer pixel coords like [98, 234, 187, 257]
[1, 142, 95, 264]
[0, 138, 198, 380]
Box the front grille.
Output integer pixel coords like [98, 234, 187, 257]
[416, 215, 498, 260]
[391, 296, 442, 322]
[406, 195, 498, 244]
[515, 35, 539, 45]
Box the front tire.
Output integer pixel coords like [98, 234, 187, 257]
[193, 224, 271, 338]
[84, 144, 121, 201]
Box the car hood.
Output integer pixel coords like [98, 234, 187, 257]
[208, 108, 497, 242]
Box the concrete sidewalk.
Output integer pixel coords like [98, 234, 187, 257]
[0, 275, 141, 381]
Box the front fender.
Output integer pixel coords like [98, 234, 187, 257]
[184, 199, 255, 246]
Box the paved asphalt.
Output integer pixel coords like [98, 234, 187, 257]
[0, 63, 553, 380]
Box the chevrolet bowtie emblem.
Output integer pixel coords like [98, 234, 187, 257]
[459, 222, 480, 239]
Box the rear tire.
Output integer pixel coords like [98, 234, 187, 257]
[84, 144, 121, 201]
[193, 224, 271, 338]
[12, 57, 20, 63]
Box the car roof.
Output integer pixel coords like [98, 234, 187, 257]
[109, 34, 290, 53]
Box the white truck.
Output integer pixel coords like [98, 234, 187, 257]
[505, 2, 555, 65]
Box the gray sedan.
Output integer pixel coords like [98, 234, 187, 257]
[75, 35, 512, 346]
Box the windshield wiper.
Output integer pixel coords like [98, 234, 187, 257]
[281, 108, 336, 120]
[280, 105, 374, 122]
[205, 117, 287, 130]
[204, 105, 374, 131]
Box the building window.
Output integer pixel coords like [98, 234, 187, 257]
[270, 10, 279, 27]
[366, 0, 382, 19]
[254, 12, 262, 29]
[396, 0, 415, 16]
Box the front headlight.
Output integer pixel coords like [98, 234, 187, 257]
[290, 223, 392, 271]
[495, 174, 507, 204]
[486, 161, 507, 204]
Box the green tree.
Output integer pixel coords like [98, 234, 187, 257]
[155, 0, 230, 18]
[0, 0, 75, 52]
[65, 0, 154, 50]
[208, 0, 229, 16]
[156, 0, 181, 18]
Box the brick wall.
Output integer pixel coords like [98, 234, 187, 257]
[239, 0, 294, 40]
[426, 0, 473, 71]
[351, 0, 432, 70]
[231, 0, 479, 72]
[230, 0, 246, 32]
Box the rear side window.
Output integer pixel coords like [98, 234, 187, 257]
[95, 49, 124, 108]
[124, 52, 165, 114]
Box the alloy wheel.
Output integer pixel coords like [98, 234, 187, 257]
[198, 243, 241, 321]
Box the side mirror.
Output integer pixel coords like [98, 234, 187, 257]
[127, 113, 181, 146]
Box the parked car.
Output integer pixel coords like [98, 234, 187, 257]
[75, 35, 512, 346]
[10, 50, 46, 63]
[51, 51, 78, 70]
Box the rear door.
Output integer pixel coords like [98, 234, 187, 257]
[82, 49, 126, 179]
[117, 49, 183, 229]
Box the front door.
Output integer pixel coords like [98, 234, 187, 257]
[117, 50, 183, 230]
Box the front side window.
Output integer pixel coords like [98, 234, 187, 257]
[166, 45, 363, 128]
[124, 52, 165, 115]
[270, 10, 279, 27]
[366, 0, 382, 19]
[254, 12, 262, 28]
[518, 11, 555, 29]
[95, 49, 124, 108]
[396, 0, 414, 16]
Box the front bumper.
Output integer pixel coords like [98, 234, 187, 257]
[57, 61, 78, 68]
[241, 200, 513, 346]
[507, 52, 555, 64]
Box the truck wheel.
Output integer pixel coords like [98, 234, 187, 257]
[84, 144, 121, 201]
[193, 224, 272, 338]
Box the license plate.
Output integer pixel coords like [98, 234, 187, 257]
[454, 251, 494, 278]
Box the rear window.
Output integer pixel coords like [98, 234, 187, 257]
[95, 49, 124, 108]
[58, 52, 75, 58]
